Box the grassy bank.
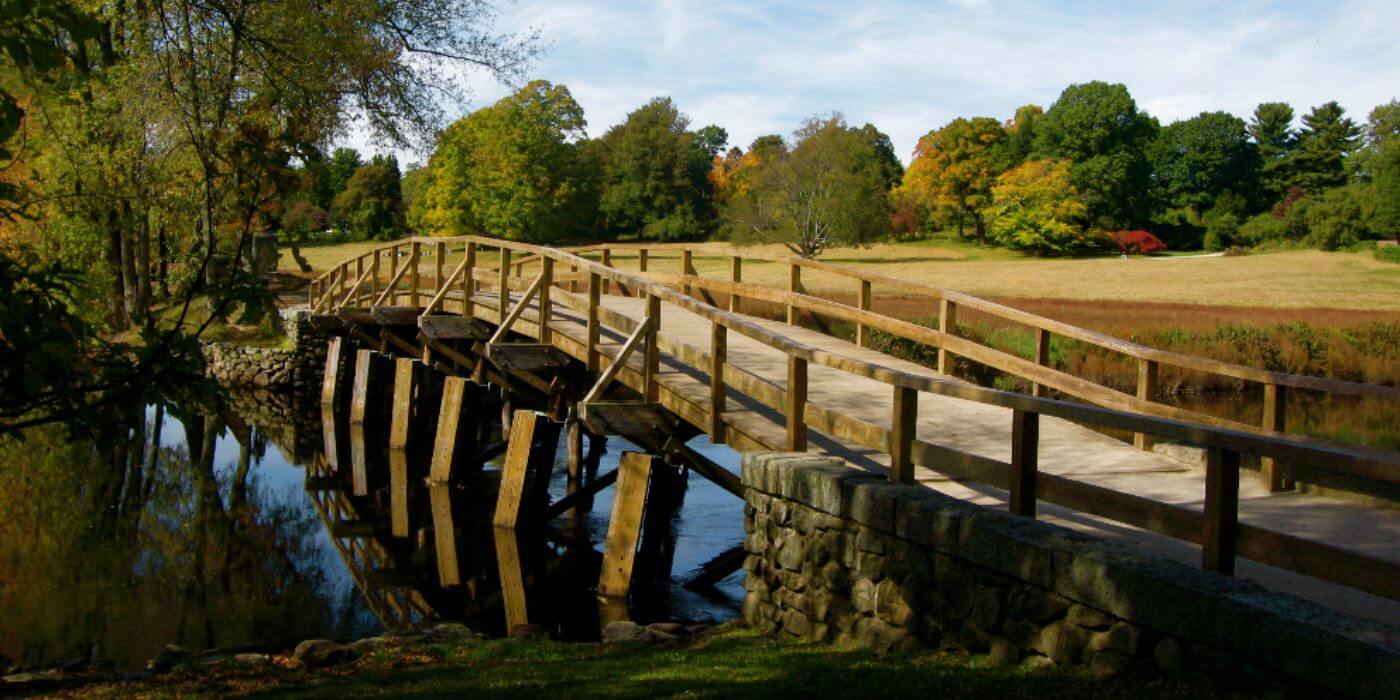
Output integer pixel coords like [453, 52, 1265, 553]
[56, 628, 1233, 699]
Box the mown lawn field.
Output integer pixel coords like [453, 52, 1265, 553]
[283, 237, 1400, 313]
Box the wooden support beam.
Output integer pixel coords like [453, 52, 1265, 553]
[493, 410, 562, 528]
[349, 349, 375, 424]
[370, 250, 380, 301]
[681, 249, 693, 298]
[538, 257, 553, 344]
[429, 376, 473, 482]
[1134, 359, 1159, 450]
[787, 355, 807, 451]
[348, 423, 368, 497]
[600, 247, 612, 295]
[320, 409, 342, 474]
[463, 241, 477, 317]
[494, 526, 527, 628]
[1203, 447, 1240, 575]
[544, 468, 619, 521]
[389, 449, 409, 538]
[389, 358, 417, 449]
[598, 452, 655, 599]
[409, 241, 421, 308]
[1031, 328, 1051, 398]
[638, 248, 648, 273]
[684, 544, 748, 590]
[488, 343, 572, 372]
[1010, 409, 1040, 517]
[938, 298, 957, 375]
[579, 401, 670, 437]
[429, 484, 460, 586]
[709, 322, 727, 444]
[434, 240, 445, 296]
[857, 279, 872, 347]
[321, 337, 344, 406]
[498, 247, 511, 323]
[1260, 383, 1293, 492]
[419, 314, 492, 340]
[890, 386, 917, 484]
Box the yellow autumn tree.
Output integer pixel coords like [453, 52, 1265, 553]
[893, 117, 1007, 244]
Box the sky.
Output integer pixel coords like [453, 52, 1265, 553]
[345, 0, 1400, 166]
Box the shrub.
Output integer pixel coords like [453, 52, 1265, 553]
[1109, 229, 1167, 255]
[1202, 212, 1239, 251]
[1238, 212, 1288, 245]
[1376, 245, 1400, 263]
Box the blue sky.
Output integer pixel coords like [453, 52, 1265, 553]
[349, 0, 1400, 165]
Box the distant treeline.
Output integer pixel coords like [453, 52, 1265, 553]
[282, 81, 1400, 257]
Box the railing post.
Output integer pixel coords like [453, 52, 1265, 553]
[938, 298, 957, 375]
[787, 355, 807, 451]
[309, 279, 318, 308]
[787, 263, 800, 324]
[434, 241, 446, 297]
[1010, 409, 1040, 517]
[857, 279, 872, 347]
[890, 386, 917, 483]
[681, 249, 694, 298]
[498, 247, 511, 323]
[730, 256, 742, 314]
[1260, 383, 1293, 492]
[388, 244, 401, 303]
[353, 256, 364, 306]
[1203, 446, 1240, 575]
[370, 249, 381, 303]
[639, 248, 648, 273]
[710, 321, 727, 444]
[1134, 359, 1158, 450]
[587, 272, 601, 371]
[463, 242, 477, 317]
[336, 262, 347, 300]
[644, 293, 661, 402]
[409, 241, 421, 308]
[600, 247, 612, 296]
[1031, 328, 1050, 397]
[538, 257, 553, 344]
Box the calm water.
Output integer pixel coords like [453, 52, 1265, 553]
[0, 393, 745, 673]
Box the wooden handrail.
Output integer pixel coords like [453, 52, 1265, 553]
[581, 315, 654, 406]
[372, 252, 415, 307]
[487, 271, 547, 346]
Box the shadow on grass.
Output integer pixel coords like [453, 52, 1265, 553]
[264, 632, 1225, 700]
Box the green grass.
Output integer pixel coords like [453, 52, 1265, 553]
[76, 629, 1233, 699]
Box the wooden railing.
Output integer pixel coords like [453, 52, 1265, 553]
[309, 236, 1400, 601]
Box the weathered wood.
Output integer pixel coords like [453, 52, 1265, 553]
[598, 451, 654, 599]
[349, 349, 375, 424]
[492, 410, 562, 528]
[586, 272, 602, 371]
[1203, 446, 1240, 575]
[1010, 409, 1040, 517]
[429, 376, 468, 482]
[498, 247, 511, 323]
[408, 241, 421, 307]
[494, 526, 528, 628]
[389, 449, 409, 538]
[729, 256, 742, 313]
[463, 241, 477, 316]
[348, 423, 368, 497]
[544, 468, 619, 521]
[320, 409, 342, 474]
[579, 401, 671, 437]
[709, 322, 727, 444]
[539, 257, 554, 344]
[370, 305, 421, 327]
[681, 249, 694, 298]
[321, 337, 344, 406]
[856, 279, 872, 347]
[644, 294, 661, 402]
[419, 314, 492, 340]
[787, 263, 800, 324]
[1032, 328, 1050, 398]
[787, 355, 807, 451]
[389, 358, 417, 449]
[429, 484, 460, 586]
[1134, 359, 1159, 450]
[890, 386, 917, 484]
[938, 298, 957, 375]
[1260, 383, 1293, 492]
[488, 343, 571, 372]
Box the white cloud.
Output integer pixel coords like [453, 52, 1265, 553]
[341, 0, 1400, 164]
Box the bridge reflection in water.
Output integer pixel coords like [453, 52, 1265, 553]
[309, 395, 741, 638]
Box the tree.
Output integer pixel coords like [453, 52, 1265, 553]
[1148, 111, 1260, 213]
[1033, 81, 1157, 228]
[722, 114, 891, 258]
[1354, 100, 1400, 238]
[856, 123, 905, 191]
[694, 125, 729, 159]
[400, 163, 431, 233]
[597, 97, 715, 240]
[1292, 101, 1362, 191]
[987, 159, 1095, 255]
[331, 156, 404, 240]
[419, 80, 595, 241]
[1248, 102, 1297, 200]
[997, 104, 1044, 169]
[894, 117, 1007, 243]
[326, 148, 364, 205]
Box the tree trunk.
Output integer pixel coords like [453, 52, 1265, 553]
[158, 223, 170, 298]
[105, 226, 129, 330]
[136, 212, 152, 322]
[974, 215, 986, 247]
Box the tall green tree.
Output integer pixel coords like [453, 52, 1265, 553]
[997, 104, 1044, 169]
[597, 97, 714, 241]
[1148, 111, 1260, 213]
[331, 155, 404, 240]
[1033, 81, 1157, 228]
[722, 114, 890, 258]
[1292, 101, 1362, 191]
[1248, 102, 1297, 200]
[987, 159, 1094, 255]
[419, 80, 595, 241]
[325, 148, 364, 207]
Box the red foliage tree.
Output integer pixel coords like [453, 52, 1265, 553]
[1110, 230, 1167, 255]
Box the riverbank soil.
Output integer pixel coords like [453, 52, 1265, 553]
[24, 627, 1237, 699]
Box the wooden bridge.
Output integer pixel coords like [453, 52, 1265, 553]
[306, 236, 1400, 624]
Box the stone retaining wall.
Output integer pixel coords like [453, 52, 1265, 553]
[201, 310, 327, 393]
[740, 452, 1398, 698]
